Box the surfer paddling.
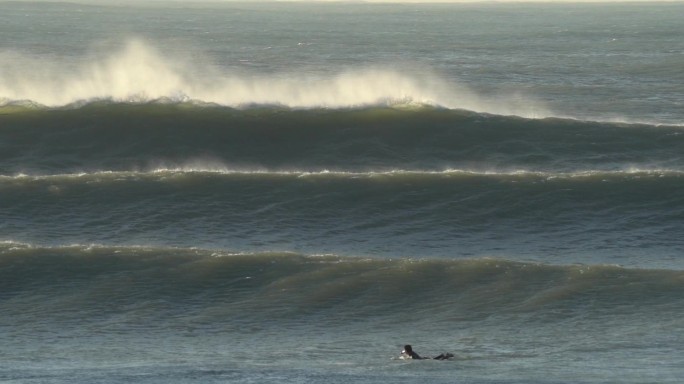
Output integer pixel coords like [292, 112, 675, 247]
[400, 344, 454, 360]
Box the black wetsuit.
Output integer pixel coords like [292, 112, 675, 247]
[433, 353, 454, 360]
[402, 348, 453, 360]
[401, 345, 423, 359]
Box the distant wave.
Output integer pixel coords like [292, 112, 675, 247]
[0, 39, 550, 117]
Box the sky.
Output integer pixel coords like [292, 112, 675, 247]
[272, 0, 683, 2]
[4, 0, 683, 3]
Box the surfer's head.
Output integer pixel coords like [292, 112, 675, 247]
[401, 344, 421, 359]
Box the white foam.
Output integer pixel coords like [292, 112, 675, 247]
[4, 166, 682, 183]
[0, 39, 550, 118]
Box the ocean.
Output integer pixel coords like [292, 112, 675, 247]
[1, 1, 683, 383]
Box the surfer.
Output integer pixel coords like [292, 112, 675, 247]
[401, 345, 454, 360]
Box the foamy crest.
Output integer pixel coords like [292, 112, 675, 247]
[0, 39, 549, 117]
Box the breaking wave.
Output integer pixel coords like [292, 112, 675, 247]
[0, 39, 549, 117]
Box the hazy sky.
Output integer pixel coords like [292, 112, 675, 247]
[269, 0, 682, 2]
[5, 0, 682, 3]
[146, 0, 682, 2]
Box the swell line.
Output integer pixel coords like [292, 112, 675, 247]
[2, 168, 683, 184]
[2, 242, 683, 312]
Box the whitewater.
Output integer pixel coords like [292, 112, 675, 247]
[1, 37, 553, 120]
[1, 2, 684, 384]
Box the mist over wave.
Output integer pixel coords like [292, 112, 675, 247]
[0, 39, 549, 117]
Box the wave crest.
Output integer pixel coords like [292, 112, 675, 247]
[3, 167, 683, 179]
[0, 39, 549, 117]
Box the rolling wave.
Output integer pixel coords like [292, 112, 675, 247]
[2, 102, 682, 176]
[2, 243, 683, 321]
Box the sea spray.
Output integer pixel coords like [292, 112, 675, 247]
[0, 39, 549, 116]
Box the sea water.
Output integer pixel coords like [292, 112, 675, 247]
[1, 2, 683, 383]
